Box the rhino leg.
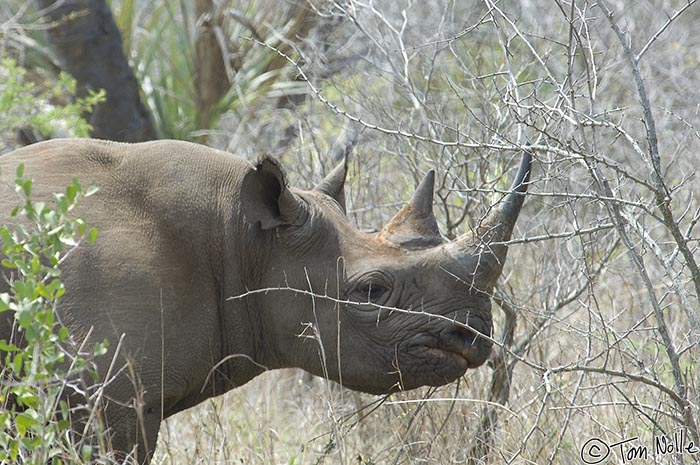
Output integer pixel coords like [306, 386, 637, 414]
[105, 402, 161, 464]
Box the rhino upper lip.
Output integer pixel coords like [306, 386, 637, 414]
[441, 341, 487, 363]
[417, 337, 483, 369]
[428, 345, 472, 366]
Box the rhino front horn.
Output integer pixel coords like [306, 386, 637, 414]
[494, 149, 532, 242]
[451, 149, 533, 282]
[379, 170, 443, 248]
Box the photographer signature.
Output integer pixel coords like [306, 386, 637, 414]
[580, 430, 699, 464]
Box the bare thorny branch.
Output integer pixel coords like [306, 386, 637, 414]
[597, 0, 699, 444]
[152, 2, 700, 463]
[243, 1, 699, 462]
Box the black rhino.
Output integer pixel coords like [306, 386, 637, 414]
[0, 139, 531, 463]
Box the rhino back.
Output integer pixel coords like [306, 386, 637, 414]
[0, 139, 256, 411]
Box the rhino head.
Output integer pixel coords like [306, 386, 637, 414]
[240, 151, 532, 394]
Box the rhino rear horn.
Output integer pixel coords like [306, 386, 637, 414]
[314, 156, 348, 213]
[379, 170, 443, 248]
[241, 156, 306, 230]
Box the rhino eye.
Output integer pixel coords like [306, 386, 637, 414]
[357, 282, 388, 303]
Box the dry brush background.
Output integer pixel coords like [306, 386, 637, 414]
[2, 0, 699, 464]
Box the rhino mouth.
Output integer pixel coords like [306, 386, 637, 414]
[393, 316, 493, 390]
[431, 338, 492, 369]
[426, 317, 493, 369]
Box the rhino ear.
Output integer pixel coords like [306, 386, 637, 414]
[313, 156, 348, 213]
[241, 157, 306, 230]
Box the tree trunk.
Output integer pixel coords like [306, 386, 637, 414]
[193, 0, 231, 144]
[36, 0, 156, 142]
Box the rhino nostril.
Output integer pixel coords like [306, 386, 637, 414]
[455, 325, 477, 347]
[453, 316, 493, 346]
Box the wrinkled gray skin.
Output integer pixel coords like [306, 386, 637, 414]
[0, 139, 531, 464]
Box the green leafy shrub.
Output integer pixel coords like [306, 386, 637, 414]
[0, 166, 108, 464]
[0, 58, 105, 152]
